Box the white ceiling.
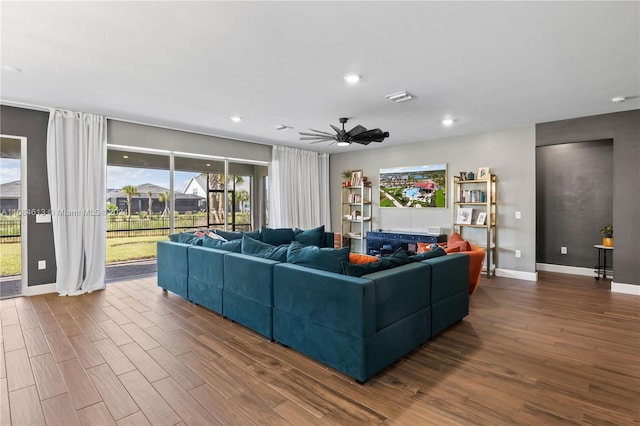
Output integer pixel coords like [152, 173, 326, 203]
[1, 1, 638, 153]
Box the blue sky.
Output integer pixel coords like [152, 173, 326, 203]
[107, 166, 196, 192]
[0, 158, 20, 184]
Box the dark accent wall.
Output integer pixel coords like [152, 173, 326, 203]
[0, 106, 57, 286]
[536, 110, 640, 286]
[536, 140, 613, 267]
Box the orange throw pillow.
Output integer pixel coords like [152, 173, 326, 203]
[448, 232, 463, 245]
[349, 253, 379, 264]
[445, 245, 461, 254]
[417, 242, 432, 254]
[448, 240, 471, 252]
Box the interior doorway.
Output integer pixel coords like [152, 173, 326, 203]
[0, 135, 27, 299]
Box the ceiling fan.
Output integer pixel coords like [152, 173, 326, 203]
[299, 117, 389, 147]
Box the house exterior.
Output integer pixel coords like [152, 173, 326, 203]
[0, 180, 21, 213]
[106, 183, 205, 214]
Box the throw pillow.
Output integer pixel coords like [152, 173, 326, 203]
[293, 225, 325, 247]
[343, 248, 411, 277]
[445, 245, 461, 254]
[409, 246, 447, 262]
[448, 232, 463, 245]
[202, 237, 242, 252]
[213, 229, 243, 240]
[261, 226, 295, 246]
[241, 235, 288, 262]
[205, 232, 227, 241]
[168, 232, 202, 245]
[287, 241, 349, 274]
[349, 253, 379, 264]
[448, 240, 471, 252]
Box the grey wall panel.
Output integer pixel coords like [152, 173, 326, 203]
[330, 125, 537, 274]
[536, 110, 640, 286]
[108, 120, 272, 163]
[0, 105, 56, 286]
[536, 140, 613, 267]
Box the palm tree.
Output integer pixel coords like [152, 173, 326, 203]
[158, 190, 170, 217]
[147, 190, 153, 218]
[236, 189, 249, 213]
[121, 185, 140, 220]
[200, 173, 245, 224]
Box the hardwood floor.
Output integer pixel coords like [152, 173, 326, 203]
[1, 271, 638, 425]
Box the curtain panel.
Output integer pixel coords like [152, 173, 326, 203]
[47, 110, 107, 295]
[269, 146, 331, 230]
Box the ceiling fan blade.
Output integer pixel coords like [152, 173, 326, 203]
[352, 140, 372, 146]
[310, 140, 332, 144]
[347, 124, 367, 137]
[329, 124, 341, 134]
[299, 131, 329, 136]
[300, 136, 334, 141]
[308, 129, 336, 136]
[351, 129, 390, 143]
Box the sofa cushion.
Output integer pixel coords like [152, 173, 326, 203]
[261, 227, 295, 246]
[168, 232, 203, 245]
[409, 246, 447, 262]
[241, 235, 288, 262]
[287, 241, 349, 274]
[293, 225, 325, 247]
[214, 229, 261, 241]
[202, 237, 242, 252]
[349, 253, 379, 264]
[343, 249, 411, 277]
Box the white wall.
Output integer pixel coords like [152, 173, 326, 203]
[330, 125, 536, 274]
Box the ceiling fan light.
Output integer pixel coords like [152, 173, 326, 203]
[344, 73, 360, 84]
[336, 141, 351, 147]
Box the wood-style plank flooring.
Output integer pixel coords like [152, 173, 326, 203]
[1, 271, 638, 425]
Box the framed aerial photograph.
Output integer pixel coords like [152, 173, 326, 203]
[379, 163, 447, 208]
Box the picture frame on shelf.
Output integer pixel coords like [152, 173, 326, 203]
[477, 167, 490, 180]
[350, 170, 363, 187]
[457, 207, 473, 224]
[459, 172, 467, 181]
[476, 212, 487, 225]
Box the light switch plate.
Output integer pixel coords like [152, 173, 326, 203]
[515, 211, 521, 219]
[38, 260, 46, 270]
[36, 214, 52, 223]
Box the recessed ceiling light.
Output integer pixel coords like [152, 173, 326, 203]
[122, 155, 129, 159]
[206, 163, 211, 167]
[442, 118, 455, 126]
[611, 96, 626, 103]
[230, 116, 242, 123]
[344, 74, 360, 84]
[3, 65, 22, 72]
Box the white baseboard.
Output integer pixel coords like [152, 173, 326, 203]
[536, 263, 595, 277]
[495, 268, 538, 281]
[611, 282, 640, 296]
[26, 283, 56, 296]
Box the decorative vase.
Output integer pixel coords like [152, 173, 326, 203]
[603, 237, 613, 247]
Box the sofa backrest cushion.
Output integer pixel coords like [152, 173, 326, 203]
[202, 237, 242, 252]
[214, 229, 261, 241]
[343, 249, 411, 277]
[261, 227, 295, 246]
[293, 225, 325, 247]
[409, 246, 447, 262]
[168, 232, 203, 245]
[287, 241, 349, 274]
[241, 235, 288, 262]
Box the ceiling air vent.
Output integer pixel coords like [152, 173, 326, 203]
[385, 91, 414, 103]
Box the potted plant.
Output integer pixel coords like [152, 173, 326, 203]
[600, 224, 613, 247]
[341, 169, 352, 187]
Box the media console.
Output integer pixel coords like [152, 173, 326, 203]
[367, 230, 447, 257]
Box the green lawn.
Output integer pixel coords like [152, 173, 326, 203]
[0, 235, 169, 276]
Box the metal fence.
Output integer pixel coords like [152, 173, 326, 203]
[0, 216, 251, 241]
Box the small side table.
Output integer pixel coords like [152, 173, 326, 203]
[594, 244, 613, 280]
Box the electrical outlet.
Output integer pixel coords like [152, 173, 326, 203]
[515, 211, 521, 219]
[515, 250, 521, 258]
[38, 260, 46, 270]
[561, 247, 567, 255]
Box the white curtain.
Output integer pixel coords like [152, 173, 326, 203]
[47, 110, 107, 296]
[269, 146, 331, 229]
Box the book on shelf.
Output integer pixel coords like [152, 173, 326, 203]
[459, 189, 486, 203]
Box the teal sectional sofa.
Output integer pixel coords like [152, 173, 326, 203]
[157, 231, 469, 383]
